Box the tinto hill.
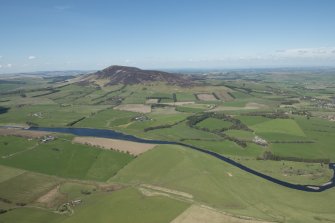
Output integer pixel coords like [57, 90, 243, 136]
[84, 65, 191, 86]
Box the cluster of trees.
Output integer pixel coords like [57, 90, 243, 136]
[212, 93, 220, 100]
[187, 112, 251, 147]
[99, 96, 123, 106]
[3, 83, 64, 99]
[146, 94, 176, 103]
[271, 140, 315, 144]
[81, 190, 92, 195]
[220, 83, 253, 94]
[92, 85, 126, 102]
[151, 104, 172, 109]
[26, 121, 39, 127]
[291, 110, 311, 118]
[144, 119, 185, 132]
[0, 209, 7, 214]
[19, 91, 26, 98]
[0, 106, 9, 115]
[66, 117, 86, 126]
[186, 113, 210, 126]
[0, 197, 11, 204]
[259, 151, 330, 164]
[172, 93, 177, 102]
[225, 135, 247, 147]
[31, 89, 60, 98]
[227, 92, 235, 99]
[187, 112, 250, 132]
[281, 100, 300, 105]
[244, 111, 289, 119]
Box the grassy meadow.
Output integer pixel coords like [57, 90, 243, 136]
[0, 71, 335, 222]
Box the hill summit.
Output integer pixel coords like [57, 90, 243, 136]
[87, 65, 190, 86]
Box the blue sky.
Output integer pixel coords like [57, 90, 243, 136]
[0, 0, 335, 72]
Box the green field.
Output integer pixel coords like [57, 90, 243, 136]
[1, 70, 335, 222]
[75, 108, 138, 129]
[176, 93, 196, 101]
[225, 129, 255, 140]
[196, 117, 232, 130]
[251, 118, 306, 136]
[61, 188, 188, 223]
[238, 115, 271, 126]
[184, 139, 264, 157]
[0, 165, 25, 183]
[0, 187, 189, 223]
[140, 122, 223, 141]
[0, 136, 134, 181]
[0, 104, 109, 127]
[235, 158, 333, 185]
[112, 145, 335, 223]
[0, 171, 60, 205]
[0, 136, 37, 158]
[175, 105, 205, 113]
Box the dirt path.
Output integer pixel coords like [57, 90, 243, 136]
[36, 185, 60, 204]
[1, 143, 39, 159]
[140, 184, 193, 199]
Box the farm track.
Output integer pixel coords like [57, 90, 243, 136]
[1, 143, 39, 159]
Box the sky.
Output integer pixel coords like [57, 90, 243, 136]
[0, 0, 335, 73]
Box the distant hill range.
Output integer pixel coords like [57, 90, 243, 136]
[83, 65, 192, 86]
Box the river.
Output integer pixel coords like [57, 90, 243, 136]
[29, 126, 335, 192]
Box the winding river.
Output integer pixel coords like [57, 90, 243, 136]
[29, 126, 335, 192]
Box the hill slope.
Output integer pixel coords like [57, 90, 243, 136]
[112, 145, 335, 223]
[83, 65, 191, 86]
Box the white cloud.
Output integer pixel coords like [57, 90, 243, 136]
[0, 65, 2, 68]
[273, 47, 335, 58]
[7, 64, 12, 68]
[28, 56, 36, 60]
[54, 5, 71, 11]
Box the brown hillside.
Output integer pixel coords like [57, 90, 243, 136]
[85, 65, 191, 86]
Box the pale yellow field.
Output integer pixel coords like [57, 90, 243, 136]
[211, 102, 268, 111]
[114, 104, 151, 113]
[197, 93, 218, 101]
[0, 128, 52, 138]
[171, 205, 273, 223]
[146, 98, 159, 104]
[72, 136, 157, 155]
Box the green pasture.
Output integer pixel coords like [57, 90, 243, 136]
[0, 104, 108, 127]
[196, 117, 232, 130]
[236, 158, 333, 185]
[184, 140, 264, 157]
[112, 144, 335, 223]
[0, 186, 189, 223]
[0, 137, 133, 181]
[176, 93, 196, 101]
[251, 118, 306, 137]
[225, 130, 255, 140]
[75, 108, 138, 129]
[0, 171, 60, 205]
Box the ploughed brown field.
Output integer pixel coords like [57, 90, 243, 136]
[196, 93, 218, 101]
[0, 128, 52, 138]
[114, 104, 152, 113]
